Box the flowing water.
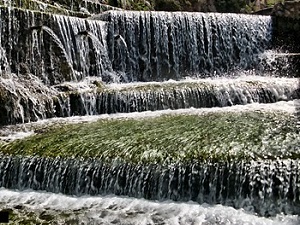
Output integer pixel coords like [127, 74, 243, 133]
[0, 4, 299, 224]
[0, 188, 299, 225]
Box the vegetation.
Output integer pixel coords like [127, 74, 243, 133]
[1, 111, 299, 164]
[113, 0, 285, 12]
[215, 0, 247, 13]
[0, 0, 285, 15]
[0, 0, 93, 18]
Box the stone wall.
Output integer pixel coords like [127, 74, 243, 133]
[272, 0, 300, 18]
[271, 1, 300, 76]
[272, 1, 300, 52]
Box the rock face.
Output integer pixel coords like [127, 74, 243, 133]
[271, 1, 300, 76]
[272, 0, 300, 18]
[272, 1, 300, 53]
[272, 15, 300, 75]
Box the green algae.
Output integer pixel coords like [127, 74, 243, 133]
[0, 206, 84, 224]
[1, 111, 299, 164]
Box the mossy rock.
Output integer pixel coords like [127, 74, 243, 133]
[39, 212, 54, 221]
[1, 111, 299, 164]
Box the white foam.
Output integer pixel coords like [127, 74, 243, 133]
[0, 188, 298, 225]
[0, 131, 34, 142]
[107, 75, 299, 90]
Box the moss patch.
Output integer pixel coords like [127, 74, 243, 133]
[0, 206, 87, 224]
[1, 111, 299, 164]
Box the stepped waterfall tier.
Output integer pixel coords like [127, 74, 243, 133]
[0, 2, 300, 224]
[0, 7, 275, 83]
[99, 11, 273, 81]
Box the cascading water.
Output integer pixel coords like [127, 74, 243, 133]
[99, 11, 273, 81]
[0, 2, 299, 224]
[0, 6, 112, 85]
[0, 156, 300, 216]
[0, 6, 296, 124]
[53, 77, 300, 117]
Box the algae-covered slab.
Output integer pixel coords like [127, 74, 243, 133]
[1, 110, 299, 164]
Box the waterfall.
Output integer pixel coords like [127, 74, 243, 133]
[0, 156, 299, 216]
[54, 78, 300, 117]
[0, 3, 299, 222]
[0, 7, 276, 84]
[0, 6, 112, 85]
[98, 11, 273, 81]
[0, 7, 289, 125]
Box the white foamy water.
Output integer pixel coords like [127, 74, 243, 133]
[107, 75, 299, 90]
[0, 188, 298, 225]
[0, 100, 298, 142]
[54, 75, 299, 92]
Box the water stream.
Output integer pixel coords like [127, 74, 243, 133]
[0, 4, 299, 224]
[1, 189, 299, 225]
